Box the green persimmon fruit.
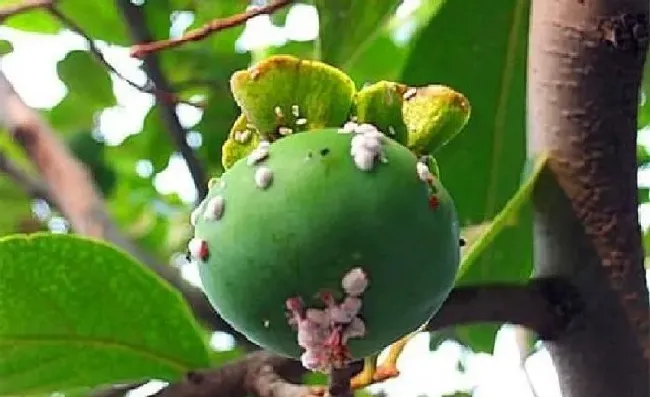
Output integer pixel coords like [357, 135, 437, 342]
[189, 126, 460, 369]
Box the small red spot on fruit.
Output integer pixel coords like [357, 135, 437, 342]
[428, 195, 440, 209]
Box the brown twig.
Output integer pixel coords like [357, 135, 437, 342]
[152, 277, 581, 397]
[129, 0, 294, 58]
[116, 0, 209, 200]
[45, 6, 204, 109]
[0, 0, 54, 22]
[0, 150, 53, 204]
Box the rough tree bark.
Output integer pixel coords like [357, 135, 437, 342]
[528, 0, 650, 396]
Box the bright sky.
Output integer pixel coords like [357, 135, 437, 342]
[0, 2, 649, 397]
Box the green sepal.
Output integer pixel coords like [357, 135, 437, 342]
[353, 81, 408, 145]
[404, 85, 471, 155]
[230, 55, 356, 138]
[221, 113, 261, 170]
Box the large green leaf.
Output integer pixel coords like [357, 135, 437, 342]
[401, 0, 531, 353]
[313, 0, 401, 69]
[0, 233, 210, 396]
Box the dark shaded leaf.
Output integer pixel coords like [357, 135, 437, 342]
[314, 0, 401, 68]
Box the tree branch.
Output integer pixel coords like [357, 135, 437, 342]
[0, 150, 53, 204]
[129, 0, 294, 59]
[0, 70, 251, 345]
[528, 0, 650, 395]
[116, 0, 209, 200]
[0, 0, 53, 22]
[152, 277, 580, 397]
[425, 277, 583, 340]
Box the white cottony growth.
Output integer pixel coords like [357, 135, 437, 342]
[291, 104, 300, 117]
[189, 201, 205, 226]
[254, 166, 274, 189]
[203, 195, 225, 221]
[343, 317, 366, 343]
[329, 297, 362, 323]
[339, 121, 358, 134]
[350, 128, 384, 172]
[301, 349, 324, 370]
[306, 308, 330, 325]
[354, 123, 380, 135]
[187, 237, 207, 260]
[342, 267, 369, 296]
[234, 130, 251, 143]
[403, 87, 417, 100]
[297, 319, 328, 348]
[353, 151, 376, 171]
[274, 106, 283, 118]
[278, 127, 293, 136]
[295, 118, 307, 126]
[247, 140, 271, 165]
[416, 161, 434, 182]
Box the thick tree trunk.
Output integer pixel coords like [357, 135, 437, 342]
[528, 0, 650, 396]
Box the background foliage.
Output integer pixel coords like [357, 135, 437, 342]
[0, 0, 648, 396]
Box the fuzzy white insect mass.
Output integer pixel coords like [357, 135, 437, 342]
[247, 140, 271, 166]
[203, 195, 225, 221]
[254, 166, 274, 189]
[416, 161, 434, 182]
[341, 267, 369, 297]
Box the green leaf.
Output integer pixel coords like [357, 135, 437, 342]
[457, 154, 548, 279]
[47, 94, 97, 135]
[313, 0, 401, 69]
[3, 2, 61, 34]
[401, 0, 531, 353]
[0, 233, 210, 396]
[57, 1, 129, 45]
[0, 40, 13, 56]
[119, 107, 174, 173]
[354, 81, 408, 145]
[57, 50, 116, 108]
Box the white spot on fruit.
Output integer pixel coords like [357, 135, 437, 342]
[189, 201, 205, 226]
[278, 126, 293, 136]
[291, 104, 300, 117]
[204, 195, 225, 221]
[350, 128, 384, 172]
[342, 267, 368, 297]
[416, 161, 434, 183]
[274, 106, 283, 118]
[263, 319, 270, 328]
[254, 166, 274, 189]
[295, 117, 307, 126]
[247, 140, 271, 166]
[188, 237, 209, 261]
